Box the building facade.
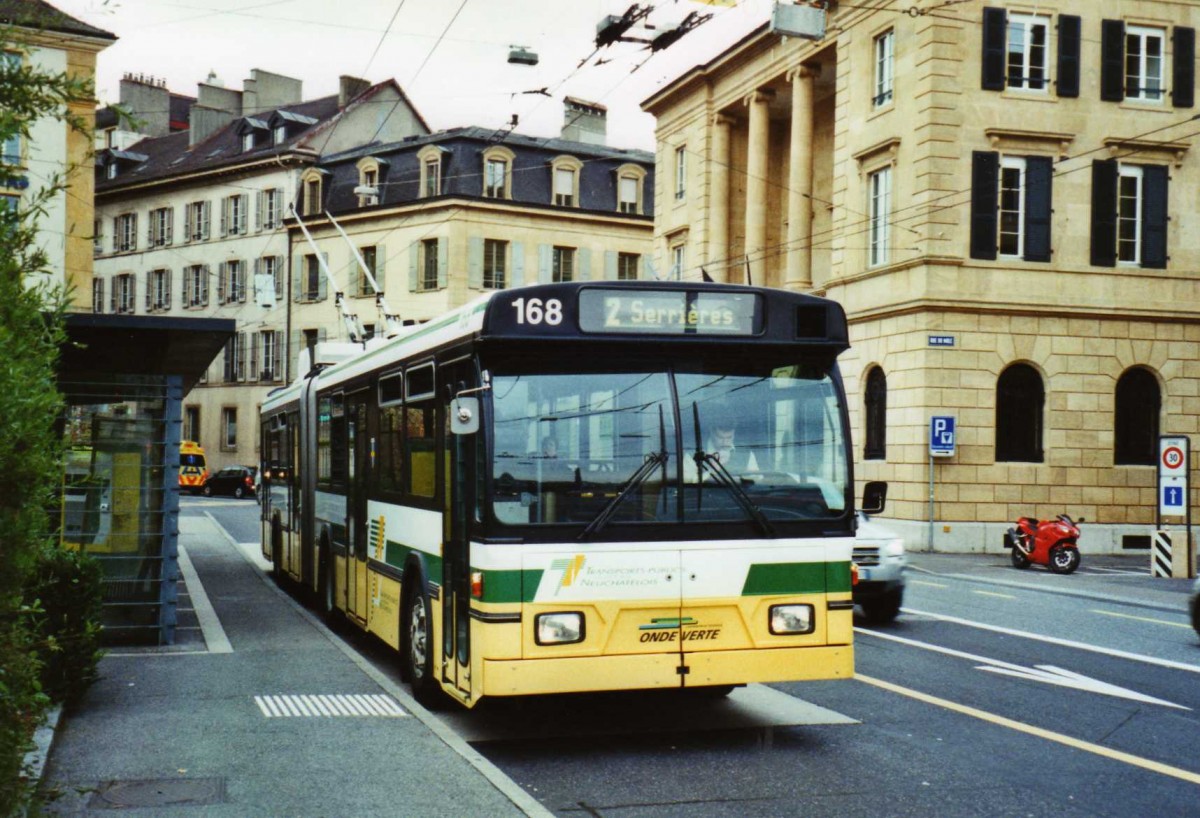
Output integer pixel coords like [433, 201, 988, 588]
[643, 0, 1200, 552]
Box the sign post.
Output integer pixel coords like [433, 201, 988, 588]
[928, 416, 956, 552]
[1155, 435, 1193, 578]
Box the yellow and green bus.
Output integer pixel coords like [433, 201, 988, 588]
[261, 281, 883, 708]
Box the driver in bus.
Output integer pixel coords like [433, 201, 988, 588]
[708, 420, 759, 475]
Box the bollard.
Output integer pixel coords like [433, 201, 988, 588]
[1152, 530, 1173, 578]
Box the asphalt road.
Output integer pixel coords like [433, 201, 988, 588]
[191, 497, 1200, 817]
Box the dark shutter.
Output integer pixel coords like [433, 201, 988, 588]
[1141, 164, 1169, 269]
[1100, 19, 1125, 101]
[1024, 156, 1053, 262]
[981, 7, 1007, 91]
[1056, 15, 1081, 98]
[1173, 27, 1195, 108]
[1090, 159, 1118, 267]
[970, 151, 999, 260]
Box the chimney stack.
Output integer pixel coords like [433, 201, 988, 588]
[339, 75, 372, 108]
[561, 97, 607, 146]
[118, 73, 171, 138]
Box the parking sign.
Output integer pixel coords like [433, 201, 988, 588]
[930, 416, 956, 457]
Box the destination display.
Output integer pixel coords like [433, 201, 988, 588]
[578, 289, 762, 336]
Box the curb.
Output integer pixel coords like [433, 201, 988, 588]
[23, 703, 61, 787]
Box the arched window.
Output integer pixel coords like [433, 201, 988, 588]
[863, 366, 887, 460]
[1114, 367, 1160, 465]
[995, 363, 1044, 462]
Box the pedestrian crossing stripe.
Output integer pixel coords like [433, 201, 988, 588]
[254, 694, 406, 718]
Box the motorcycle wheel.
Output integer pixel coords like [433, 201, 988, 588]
[1048, 545, 1080, 574]
[1010, 548, 1031, 569]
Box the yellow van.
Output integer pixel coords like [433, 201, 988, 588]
[180, 441, 208, 493]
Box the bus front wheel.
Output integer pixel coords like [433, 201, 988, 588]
[403, 585, 440, 706]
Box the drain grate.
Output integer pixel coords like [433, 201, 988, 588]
[254, 693, 407, 718]
[89, 777, 227, 809]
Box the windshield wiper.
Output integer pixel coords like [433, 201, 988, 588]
[691, 402, 775, 538]
[578, 407, 668, 542]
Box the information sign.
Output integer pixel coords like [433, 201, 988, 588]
[930, 416, 956, 457]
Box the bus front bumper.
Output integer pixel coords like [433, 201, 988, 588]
[481, 645, 853, 698]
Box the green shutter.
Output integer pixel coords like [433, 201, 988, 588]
[605, 250, 618, 280]
[467, 235, 484, 289]
[293, 255, 304, 302]
[538, 244, 551, 284]
[510, 242, 524, 287]
[317, 253, 329, 301]
[578, 247, 592, 281]
[408, 241, 419, 292]
[437, 237, 448, 289]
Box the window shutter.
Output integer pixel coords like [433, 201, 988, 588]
[145, 271, 152, 310]
[969, 151, 999, 260]
[129, 276, 136, 313]
[273, 331, 284, 380]
[1056, 15, 1081, 98]
[467, 236, 484, 289]
[202, 202, 211, 240]
[220, 198, 228, 236]
[274, 256, 284, 299]
[111, 216, 119, 252]
[347, 253, 359, 297]
[200, 265, 210, 306]
[510, 242, 524, 287]
[408, 241, 418, 292]
[1173, 27, 1195, 108]
[605, 251, 618, 281]
[238, 332, 247, 381]
[578, 248, 592, 281]
[374, 247, 385, 287]
[289, 330, 300, 376]
[981, 7, 1007, 91]
[437, 237, 448, 289]
[164, 268, 172, 306]
[255, 190, 264, 231]
[1141, 164, 1169, 270]
[220, 262, 230, 303]
[1100, 20, 1125, 101]
[238, 262, 247, 302]
[643, 255, 655, 280]
[1024, 156, 1053, 262]
[238, 196, 247, 234]
[109, 278, 116, 312]
[249, 332, 259, 382]
[146, 213, 154, 246]
[317, 253, 329, 301]
[538, 244, 552, 284]
[294, 255, 305, 302]
[1090, 159, 1119, 267]
[183, 204, 192, 243]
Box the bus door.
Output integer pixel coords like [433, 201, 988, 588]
[440, 359, 476, 698]
[345, 390, 371, 625]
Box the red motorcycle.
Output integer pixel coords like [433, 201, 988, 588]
[1004, 514, 1082, 574]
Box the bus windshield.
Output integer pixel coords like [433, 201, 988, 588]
[489, 364, 848, 530]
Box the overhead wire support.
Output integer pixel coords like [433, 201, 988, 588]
[323, 209, 405, 339]
[289, 204, 364, 345]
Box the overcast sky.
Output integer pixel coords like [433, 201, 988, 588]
[51, 0, 776, 151]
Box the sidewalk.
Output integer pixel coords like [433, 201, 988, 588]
[38, 514, 550, 817]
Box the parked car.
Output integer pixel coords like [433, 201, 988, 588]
[1190, 578, 1200, 639]
[201, 466, 257, 499]
[852, 511, 907, 623]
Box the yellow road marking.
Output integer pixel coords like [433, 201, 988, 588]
[857, 673, 1200, 785]
[972, 590, 1016, 599]
[910, 580, 947, 589]
[1090, 609, 1192, 629]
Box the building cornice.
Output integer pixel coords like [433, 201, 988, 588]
[96, 152, 315, 201]
[285, 196, 654, 231]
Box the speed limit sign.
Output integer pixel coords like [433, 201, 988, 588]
[1160, 437, 1189, 477]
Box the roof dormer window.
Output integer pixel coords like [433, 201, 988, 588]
[269, 110, 319, 146]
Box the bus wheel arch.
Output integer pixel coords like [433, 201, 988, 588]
[400, 557, 439, 703]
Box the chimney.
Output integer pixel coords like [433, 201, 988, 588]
[339, 75, 372, 108]
[118, 73, 171, 138]
[189, 74, 243, 146]
[561, 97, 607, 146]
[243, 69, 303, 116]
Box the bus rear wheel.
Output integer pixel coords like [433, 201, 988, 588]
[403, 587, 441, 706]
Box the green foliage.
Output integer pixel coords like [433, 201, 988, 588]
[0, 23, 101, 817]
[24, 547, 104, 706]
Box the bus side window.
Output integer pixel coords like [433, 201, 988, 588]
[406, 401, 436, 498]
[378, 405, 405, 494]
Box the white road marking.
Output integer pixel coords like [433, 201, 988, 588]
[255, 694, 406, 718]
[1090, 609, 1193, 629]
[856, 627, 1188, 710]
[972, 590, 1016, 599]
[178, 544, 232, 654]
[910, 579, 948, 588]
[901, 607, 1200, 674]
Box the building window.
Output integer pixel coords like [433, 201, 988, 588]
[105, 162, 117, 180]
[868, 166, 892, 267]
[357, 245, 378, 296]
[183, 264, 209, 308]
[669, 243, 685, 280]
[617, 252, 639, 281]
[423, 158, 441, 198]
[185, 201, 211, 242]
[260, 188, 281, 230]
[222, 407, 238, 450]
[260, 255, 282, 300]
[873, 29, 894, 107]
[112, 273, 136, 314]
[971, 151, 1052, 262]
[1114, 367, 1160, 465]
[1125, 25, 1166, 103]
[92, 219, 102, 255]
[995, 363, 1044, 463]
[241, 132, 254, 152]
[302, 177, 322, 215]
[1090, 160, 1168, 269]
[1, 54, 21, 164]
[997, 157, 1025, 257]
[359, 168, 378, 207]
[1006, 14, 1049, 91]
[184, 406, 200, 443]
[259, 330, 283, 382]
[483, 239, 506, 289]
[302, 254, 322, 301]
[485, 158, 507, 198]
[223, 334, 244, 383]
[114, 212, 137, 253]
[422, 238, 439, 290]
[222, 194, 248, 236]
[92, 277, 104, 313]
[552, 246, 574, 282]
[864, 366, 887, 460]
[218, 260, 245, 304]
[148, 206, 173, 247]
[147, 268, 171, 312]
[674, 146, 686, 200]
[618, 175, 640, 214]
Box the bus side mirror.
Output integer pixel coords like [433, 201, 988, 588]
[451, 397, 479, 435]
[861, 481, 887, 515]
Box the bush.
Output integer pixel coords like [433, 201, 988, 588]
[24, 546, 103, 707]
[0, 619, 48, 817]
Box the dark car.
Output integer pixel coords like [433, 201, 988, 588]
[1190, 578, 1200, 639]
[201, 466, 257, 499]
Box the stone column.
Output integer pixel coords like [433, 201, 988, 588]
[710, 113, 734, 282]
[786, 66, 817, 291]
[743, 89, 773, 285]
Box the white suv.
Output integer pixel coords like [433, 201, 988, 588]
[852, 511, 907, 623]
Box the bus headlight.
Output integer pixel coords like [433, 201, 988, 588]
[535, 612, 584, 645]
[769, 604, 814, 635]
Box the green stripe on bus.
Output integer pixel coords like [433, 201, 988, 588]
[383, 540, 442, 575]
[478, 569, 542, 604]
[741, 561, 850, 595]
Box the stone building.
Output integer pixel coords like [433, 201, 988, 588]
[642, 0, 1200, 552]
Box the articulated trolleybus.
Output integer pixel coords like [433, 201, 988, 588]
[260, 281, 881, 708]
